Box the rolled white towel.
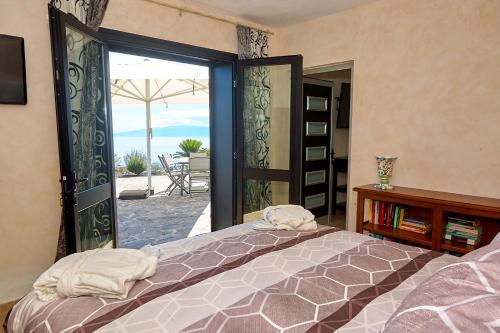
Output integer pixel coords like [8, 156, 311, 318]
[34, 245, 161, 301]
[253, 205, 317, 231]
[263, 205, 315, 225]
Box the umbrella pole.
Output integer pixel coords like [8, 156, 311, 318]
[146, 79, 152, 194]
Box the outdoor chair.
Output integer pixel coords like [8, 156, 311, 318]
[188, 153, 210, 197]
[158, 154, 188, 196]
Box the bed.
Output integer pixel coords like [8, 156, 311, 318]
[6, 224, 499, 332]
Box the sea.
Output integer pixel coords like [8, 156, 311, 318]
[113, 136, 210, 165]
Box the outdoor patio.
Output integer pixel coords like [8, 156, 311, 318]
[116, 175, 210, 249]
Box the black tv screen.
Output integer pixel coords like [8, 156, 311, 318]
[0, 34, 27, 104]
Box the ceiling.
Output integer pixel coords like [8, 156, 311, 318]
[190, 0, 378, 27]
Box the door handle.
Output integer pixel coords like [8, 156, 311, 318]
[76, 177, 88, 184]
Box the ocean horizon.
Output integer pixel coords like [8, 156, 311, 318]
[113, 135, 210, 165]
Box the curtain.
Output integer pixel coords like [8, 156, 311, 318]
[49, 0, 109, 30]
[52, 0, 110, 260]
[237, 26, 273, 214]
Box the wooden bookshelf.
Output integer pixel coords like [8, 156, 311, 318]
[354, 185, 500, 254]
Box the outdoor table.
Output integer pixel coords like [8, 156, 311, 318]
[177, 160, 190, 196]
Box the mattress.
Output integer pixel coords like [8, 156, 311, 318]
[6, 224, 462, 332]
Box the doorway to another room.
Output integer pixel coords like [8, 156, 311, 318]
[109, 52, 212, 249]
[303, 64, 353, 230]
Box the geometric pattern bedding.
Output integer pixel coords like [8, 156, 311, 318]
[7, 224, 462, 333]
[382, 237, 500, 333]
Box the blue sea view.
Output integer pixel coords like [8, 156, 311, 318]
[113, 135, 210, 165]
[112, 103, 210, 165]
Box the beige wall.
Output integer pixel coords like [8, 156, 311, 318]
[0, 0, 61, 303]
[0, 0, 272, 303]
[101, 0, 275, 54]
[276, 0, 500, 231]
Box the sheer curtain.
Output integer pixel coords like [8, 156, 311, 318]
[237, 26, 273, 214]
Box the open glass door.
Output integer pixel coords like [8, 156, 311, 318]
[237, 56, 303, 223]
[50, 7, 116, 252]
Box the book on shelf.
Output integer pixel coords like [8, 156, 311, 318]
[444, 233, 480, 246]
[367, 200, 432, 235]
[367, 232, 393, 241]
[444, 215, 482, 245]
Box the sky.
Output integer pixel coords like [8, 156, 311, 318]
[112, 103, 209, 133]
[109, 52, 210, 134]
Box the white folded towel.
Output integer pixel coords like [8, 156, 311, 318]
[253, 205, 317, 231]
[34, 245, 161, 301]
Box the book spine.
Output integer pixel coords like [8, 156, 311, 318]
[393, 206, 400, 230]
[368, 199, 373, 224]
[379, 202, 385, 225]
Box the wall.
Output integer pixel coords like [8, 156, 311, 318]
[101, 0, 275, 55]
[276, 0, 500, 231]
[0, 0, 273, 303]
[0, 0, 61, 303]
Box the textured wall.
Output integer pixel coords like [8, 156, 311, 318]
[276, 0, 500, 231]
[0, 0, 61, 303]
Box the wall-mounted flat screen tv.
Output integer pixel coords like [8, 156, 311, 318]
[0, 34, 27, 104]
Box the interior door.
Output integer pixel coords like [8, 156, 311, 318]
[236, 55, 303, 223]
[50, 7, 117, 253]
[301, 79, 333, 218]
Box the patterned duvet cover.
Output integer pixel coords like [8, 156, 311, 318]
[7, 224, 461, 333]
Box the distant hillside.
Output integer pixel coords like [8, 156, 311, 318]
[115, 125, 209, 137]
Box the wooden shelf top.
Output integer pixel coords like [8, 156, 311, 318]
[354, 184, 500, 213]
[441, 239, 477, 254]
[363, 222, 432, 247]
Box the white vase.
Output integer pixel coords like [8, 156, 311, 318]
[375, 156, 397, 190]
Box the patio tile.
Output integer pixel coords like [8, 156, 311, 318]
[117, 188, 210, 249]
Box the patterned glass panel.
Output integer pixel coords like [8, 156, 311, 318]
[77, 198, 113, 251]
[305, 170, 326, 186]
[305, 146, 327, 161]
[306, 96, 328, 111]
[304, 193, 325, 209]
[242, 64, 291, 170]
[243, 180, 289, 215]
[66, 26, 110, 193]
[66, 26, 112, 250]
[306, 122, 327, 136]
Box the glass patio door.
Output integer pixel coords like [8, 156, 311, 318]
[236, 56, 303, 223]
[50, 8, 116, 252]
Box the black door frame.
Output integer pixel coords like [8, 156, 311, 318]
[236, 55, 303, 223]
[50, 3, 239, 253]
[98, 28, 239, 235]
[49, 6, 117, 253]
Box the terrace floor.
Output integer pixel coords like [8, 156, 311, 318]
[115, 175, 211, 249]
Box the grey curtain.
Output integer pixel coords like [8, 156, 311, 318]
[52, 0, 110, 260]
[237, 26, 273, 214]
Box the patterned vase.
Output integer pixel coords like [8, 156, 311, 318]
[375, 156, 397, 190]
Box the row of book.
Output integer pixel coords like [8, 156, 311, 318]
[445, 216, 482, 245]
[368, 201, 432, 234]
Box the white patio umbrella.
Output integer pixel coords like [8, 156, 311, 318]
[110, 52, 209, 192]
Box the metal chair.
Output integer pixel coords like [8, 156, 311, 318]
[158, 154, 187, 196]
[188, 153, 210, 197]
